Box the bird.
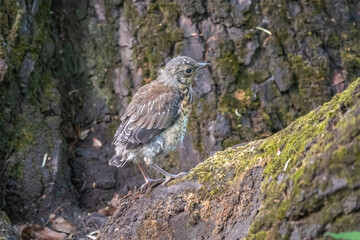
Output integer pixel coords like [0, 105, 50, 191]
[109, 56, 209, 192]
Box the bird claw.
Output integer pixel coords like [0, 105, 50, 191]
[160, 172, 188, 187]
[140, 179, 163, 193]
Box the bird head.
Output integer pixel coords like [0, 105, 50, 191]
[158, 56, 209, 89]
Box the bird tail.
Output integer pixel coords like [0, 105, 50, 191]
[109, 155, 127, 167]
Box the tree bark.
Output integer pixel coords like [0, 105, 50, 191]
[0, 211, 18, 240]
[101, 79, 360, 240]
[0, 0, 359, 238]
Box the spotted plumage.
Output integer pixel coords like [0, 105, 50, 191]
[109, 56, 209, 191]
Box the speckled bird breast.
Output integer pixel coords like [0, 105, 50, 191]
[160, 87, 193, 153]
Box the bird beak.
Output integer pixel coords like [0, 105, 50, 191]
[196, 62, 210, 72]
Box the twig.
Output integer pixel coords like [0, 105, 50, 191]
[42, 153, 48, 167]
[256, 26, 272, 35]
[42, 202, 71, 227]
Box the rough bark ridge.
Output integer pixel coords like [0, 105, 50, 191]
[101, 79, 360, 239]
[0, 0, 75, 223]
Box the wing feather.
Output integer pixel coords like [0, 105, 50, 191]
[113, 82, 181, 149]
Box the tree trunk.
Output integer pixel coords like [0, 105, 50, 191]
[101, 79, 360, 239]
[0, 0, 359, 238]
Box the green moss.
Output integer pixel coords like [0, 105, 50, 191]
[0, 210, 11, 225]
[217, 51, 242, 77]
[0, 1, 56, 161]
[341, 49, 360, 70]
[248, 230, 267, 240]
[222, 136, 241, 149]
[12, 114, 36, 152]
[288, 54, 315, 78]
[5, 1, 25, 47]
[309, 0, 325, 13]
[180, 79, 360, 236]
[12, 162, 24, 179]
[262, 112, 272, 127]
[218, 95, 245, 115]
[327, 32, 341, 49]
[123, 0, 183, 81]
[330, 213, 360, 232]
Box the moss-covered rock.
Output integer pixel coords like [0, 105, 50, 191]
[101, 78, 360, 239]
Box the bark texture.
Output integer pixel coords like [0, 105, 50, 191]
[0, 0, 359, 238]
[0, 210, 18, 240]
[101, 79, 360, 239]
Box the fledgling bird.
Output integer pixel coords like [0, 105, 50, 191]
[110, 56, 209, 191]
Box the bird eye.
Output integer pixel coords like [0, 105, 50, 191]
[185, 68, 192, 74]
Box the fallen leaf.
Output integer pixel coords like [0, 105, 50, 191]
[111, 191, 132, 208]
[14, 224, 30, 238]
[78, 129, 91, 140]
[51, 217, 77, 234]
[49, 213, 56, 221]
[93, 138, 102, 148]
[97, 206, 115, 216]
[110, 193, 121, 208]
[14, 223, 66, 240]
[33, 225, 67, 240]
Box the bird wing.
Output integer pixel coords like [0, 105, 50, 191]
[113, 82, 181, 150]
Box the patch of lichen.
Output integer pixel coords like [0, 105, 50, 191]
[124, 0, 183, 81]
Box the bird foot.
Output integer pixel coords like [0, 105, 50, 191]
[160, 172, 188, 187]
[140, 179, 163, 193]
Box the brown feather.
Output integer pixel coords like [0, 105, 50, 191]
[113, 81, 181, 149]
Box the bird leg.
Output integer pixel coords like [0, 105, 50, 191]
[137, 163, 162, 193]
[149, 163, 187, 186]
